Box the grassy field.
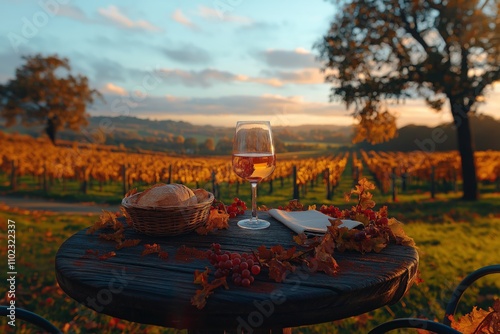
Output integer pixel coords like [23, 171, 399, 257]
[0, 159, 499, 333]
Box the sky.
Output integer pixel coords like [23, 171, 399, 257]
[0, 0, 499, 128]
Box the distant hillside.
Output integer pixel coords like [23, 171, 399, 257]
[0, 116, 353, 154]
[4, 114, 497, 153]
[355, 114, 500, 151]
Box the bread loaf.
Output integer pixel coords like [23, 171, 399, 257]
[193, 188, 211, 203]
[137, 183, 197, 207]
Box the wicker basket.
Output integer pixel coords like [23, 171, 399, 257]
[121, 191, 214, 236]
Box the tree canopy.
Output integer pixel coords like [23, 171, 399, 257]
[315, 0, 500, 200]
[0, 54, 101, 144]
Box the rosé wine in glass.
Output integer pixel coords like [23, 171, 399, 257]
[232, 121, 276, 230]
[232, 153, 276, 183]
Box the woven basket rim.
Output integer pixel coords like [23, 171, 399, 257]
[121, 191, 214, 211]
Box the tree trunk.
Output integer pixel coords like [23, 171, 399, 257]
[45, 116, 57, 145]
[451, 102, 478, 200]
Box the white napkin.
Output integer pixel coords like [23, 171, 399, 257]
[268, 209, 363, 235]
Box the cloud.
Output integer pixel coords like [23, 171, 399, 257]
[259, 49, 318, 68]
[171, 9, 199, 30]
[154, 67, 325, 88]
[98, 5, 162, 32]
[102, 83, 127, 96]
[156, 68, 284, 87]
[57, 4, 90, 22]
[163, 44, 212, 64]
[55, 5, 162, 32]
[261, 69, 325, 84]
[197, 5, 253, 25]
[90, 57, 129, 84]
[237, 21, 280, 32]
[156, 68, 237, 87]
[93, 92, 345, 118]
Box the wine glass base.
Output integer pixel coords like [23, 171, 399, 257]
[237, 219, 270, 230]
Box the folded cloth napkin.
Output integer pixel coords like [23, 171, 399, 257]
[268, 209, 363, 235]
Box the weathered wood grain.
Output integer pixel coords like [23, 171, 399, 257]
[55, 212, 419, 332]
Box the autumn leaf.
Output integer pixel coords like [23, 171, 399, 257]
[99, 230, 124, 243]
[175, 245, 207, 262]
[387, 218, 416, 248]
[308, 254, 338, 276]
[309, 233, 339, 275]
[116, 239, 141, 250]
[142, 243, 162, 256]
[98, 251, 116, 261]
[449, 302, 499, 334]
[268, 258, 295, 283]
[193, 268, 210, 285]
[87, 210, 123, 235]
[256, 245, 274, 261]
[158, 251, 169, 260]
[359, 192, 376, 210]
[343, 178, 377, 212]
[279, 199, 305, 211]
[85, 249, 99, 256]
[197, 208, 229, 235]
[293, 233, 308, 246]
[191, 275, 229, 310]
[354, 212, 370, 226]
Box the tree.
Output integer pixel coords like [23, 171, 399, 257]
[315, 0, 500, 200]
[199, 137, 215, 153]
[0, 54, 101, 144]
[215, 136, 233, 154]
[184, 137, 198, 153]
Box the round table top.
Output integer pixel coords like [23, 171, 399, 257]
[55, 211, 419, 331]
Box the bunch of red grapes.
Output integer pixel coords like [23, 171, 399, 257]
[206, 243, 261, 287]
[225, 198, 247, 218]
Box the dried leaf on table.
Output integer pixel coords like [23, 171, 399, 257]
[99, 230, 125, 243]
[193, 268, 210, 285]
[268, 258, 295, 283]
[116, 239, 141, 250]
[98, 251, 116, 260]
[196, 209, 229, 235]
[175, 245, 207, 262]
[87, 210, 123, 235]
[142, 243, 162, 256]
[191, 271, 229, 310]
[158, 251, 169, 260]
[279, 199, 305, 211]
[309, 233, 339, 276]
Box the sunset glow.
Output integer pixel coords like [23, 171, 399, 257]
[0, 1, 498, 127]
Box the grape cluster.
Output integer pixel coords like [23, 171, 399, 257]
[319, 205, 343, 218]
[226, 198, 247, 218]
[206, 243, 261, 287]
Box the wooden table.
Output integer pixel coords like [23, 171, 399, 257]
[55, 211, 419, 333]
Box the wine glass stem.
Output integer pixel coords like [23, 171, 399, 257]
[250, 182, 258, 222]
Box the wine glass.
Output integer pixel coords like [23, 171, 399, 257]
[232, 121, 276, 230]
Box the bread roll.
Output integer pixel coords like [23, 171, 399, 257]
[193, 188, 211, 203]
[137, 183, 196, 207]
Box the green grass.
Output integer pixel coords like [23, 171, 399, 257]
[0, 196, 499, 333]
[0, 210, 183, 334]
[0, 153, 499, 333]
